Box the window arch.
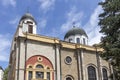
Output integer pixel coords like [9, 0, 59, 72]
[29, 66, 32, 68]
[102, 68, 108, 80]
[26, 56, 54, 80]
[65, 75, 73, 80]
[36, 64, 44, 68]
[87, 66, 97, 80]
[83, 38, 86, 45]
[76, 38, 80, 43]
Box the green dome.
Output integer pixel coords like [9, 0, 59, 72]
[64, 27, 88, 39]
[20, 13, 37, 24]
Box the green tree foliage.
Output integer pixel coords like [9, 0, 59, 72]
[3, 67, 9, 80]
[98, 0, 120, 79]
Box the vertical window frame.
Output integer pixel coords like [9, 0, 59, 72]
[102, 68, 108, 80]
[69, 38, 72, 43]
[28, 71, 32, 80]
[83, 38, 86, 45]
[76, 38, 80, 43]
[28, 25, 33, 33]
[87, 66, 97, 80]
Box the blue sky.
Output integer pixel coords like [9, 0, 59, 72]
[0, 0, 103, 69]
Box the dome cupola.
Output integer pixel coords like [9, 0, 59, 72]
[19, 13, 37, 34]
[64, 27, 88, 45]
[20, 13, 37, 24]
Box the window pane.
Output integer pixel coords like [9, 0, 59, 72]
[88, 66, 97, 80]
[102, 68, 108, 80]
[36, 71, 44, 79]
[69, 39, 72, 42]
[28, 71, 32, 80]
[47, 72, 50, 80]
[65, 56, 72, 64]
[36, 64, 43, 68]
[76, 38, 80, 43]
[83, 38, 86, 45]
[28, 25, 33, 33]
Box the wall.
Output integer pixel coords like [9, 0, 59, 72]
[0, 69, 4, 80]
[61, 48, 78, 80]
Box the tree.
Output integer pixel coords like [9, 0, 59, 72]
[98, 0, 120, 79]
[3, 67, 9, 80]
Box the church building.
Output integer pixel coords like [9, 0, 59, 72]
[0, 66, 4, 80]
[8, 13, 113, 80]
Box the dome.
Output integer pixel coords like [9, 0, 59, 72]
[64, 27, 88, 39]
[20, 13, 37, 24]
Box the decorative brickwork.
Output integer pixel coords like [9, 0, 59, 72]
[26, 55, 53, 69]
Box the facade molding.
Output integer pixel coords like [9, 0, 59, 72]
[20, 33, 103, 52]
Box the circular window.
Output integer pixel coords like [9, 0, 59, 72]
[37, 57, 43, 62]
[65, 56, 72, 64]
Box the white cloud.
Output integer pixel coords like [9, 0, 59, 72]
[61, 6, 83, 33]
[84, 6, 103, 45]
[37, 18, 47, 33]
[0, 34, 11, 62]
[38, 19, 47, 28]
[88, 27, 103, 45]
[1, 0, 16, 7]
[38, 0, 55, 12]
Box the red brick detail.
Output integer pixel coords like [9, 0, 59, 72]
[26, 55, 53, 69]
[52, 72, 54, 80]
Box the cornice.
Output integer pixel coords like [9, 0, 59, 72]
[20, 33, 103, 52]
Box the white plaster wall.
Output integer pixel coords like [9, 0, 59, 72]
[19, 40, 26, 69]
[64, 34, 88, 45]
[19, 19, 37, 36]
[64, 36, 75, 43]
[0, 70, 4, 80]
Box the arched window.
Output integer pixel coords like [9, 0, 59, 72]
[88, 66, 97, 80]
[102, 68, 108, 80]
[35, 64, 44, 79]
[83, 38, 86, 45]
[27, 21, 33, 33]
[66, 75, 73, 80]
[26, 56, 54, 80]
[36, 64, 44, 68]
[66, 77, 72, 80]
[76, 38, 80, 43]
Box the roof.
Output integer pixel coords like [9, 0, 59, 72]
[20, 13, 37, 24]
[64, 27, 88, 39]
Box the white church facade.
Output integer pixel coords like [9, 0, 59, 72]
[0, 66, 4, 80]
[8, 13, 113, 80]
